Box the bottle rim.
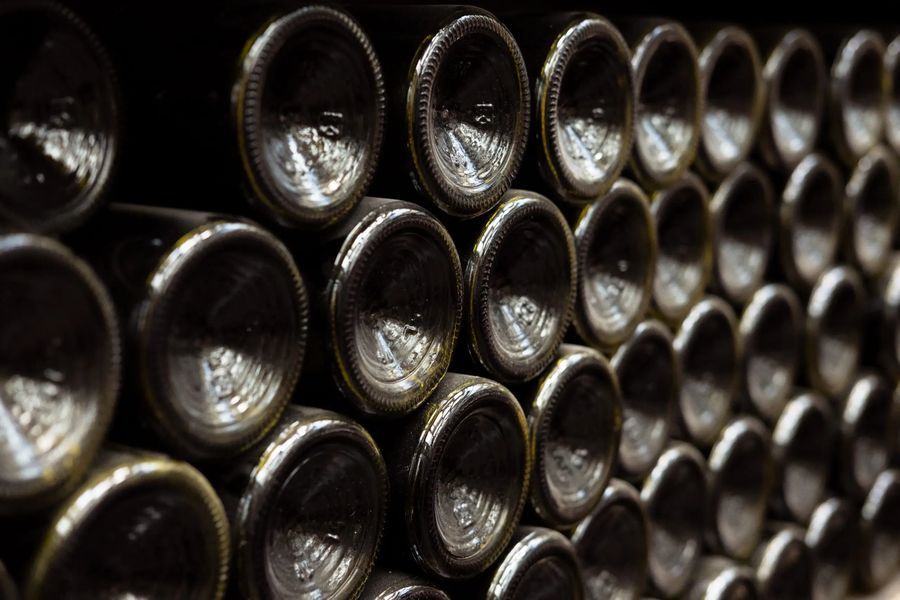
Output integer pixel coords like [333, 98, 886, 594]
[779, 153, 843, 289]
[234, 6, 386, 228]
[406, 376, 530, 579]
[650, 172, 712, 324]
[696, 26, 765, 179]
[710, 162, 774, 305]
[640, 442, 707, 597]
[0, 0, 121, 234]
[573, 178, 657, 350]
[570, 478, 649, 599]
[235, 407, 387, 600]
[407, 12, 530, 217]
[629, 21, 702, 189]
[805, 266, 864, 398]
[26, 453, 230, 600]
[537, 15, 634, 200]
[138, 220, 308, 458]
[467, 191, 576, 382]
[739, 284, 802, 423]
[329, 200, 463, 415]
[771, 391, 835, 523]
[830, 30, 887, 163]
[707, 416, 773, 560]
[844, 144, 899, 278]
[528, 347, 623, 527]
[762, 29, 826, 169]
[486, 527, 582, 599]
[610, 319, 678, 478]
[0, 233, 120, 513]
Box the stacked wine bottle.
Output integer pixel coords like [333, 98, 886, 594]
[1, 2, 900, 599]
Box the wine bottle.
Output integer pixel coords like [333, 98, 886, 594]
[461, 190, 575, 382]
[886, 35, 900, 155]
[640, 442, 707, 598]
[673, 296, 740, 448]
[738, 284, 802, 423]
[842, 144, 898, 278]
[72, 204, 308, 460]
[360, 570, 450, 600]
[353, 5, 529, 218]
[519, 344, 622, 528]
[22, 447, 230, 600]
[103, 2, 385, 229]
[572, 179, 657, 350]
[380, 373, 530, 579]
[648, 172, 712, 325]
[684, 556, 759, 600]
[315, 196, 463, 415]
[805, 497, 858, 600]
[570, 479, 648, 600]
[755, 28, 826, 170]
[469, 527, 583, 599]
[691, 25, 765, 180]
[611, 320, 678, 480]
[873, 254, 900, 379]
[506, 12, 634, 202]
[823, 29, 887, 165]
[776, 153, 843, 291]
[619, 19, 701, 189]
[770, 391, 836, 523]
[0, 1, 120, 233]
[218, 406, 387, 599]
[706, 416, 773, 560]
[804, 265, 864, 399]
[835, 373, 893, 500]
[708, 161, 774, 305]
[752, 525, 814, 600]
[857, 469, 900, 591]
[0, 233, 120, 514]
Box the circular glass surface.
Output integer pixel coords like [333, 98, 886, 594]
[433, 407, 524, 561]
[654, 184, 707, 317]
[786, 166, 840, 284]
[0, 244, 114, 495]
[541, 370, 616, 515]
[421, 21, 524, 212]
[582, 193, 653, 343]
[575, 502, 646, 600]
[255, 14, 381, 220]
[715, 173, 771, 300]
[553, 32, 631, 193]
[0, 6, 117, 230]
[38, 479, 222, 599]
[680, 308, 736, 444]
[770, 43, 822, 162]
[635, 36, 698, 178]
[703, 39, 759, 169]
[615, 330, 674, 475]
[264, 442, 381, 598]
[354, 230, 456, 395]
[155, 232, 303, 453]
